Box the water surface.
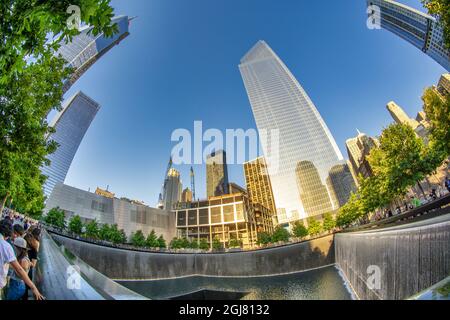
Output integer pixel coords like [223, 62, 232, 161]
[119, 265, 352, 300]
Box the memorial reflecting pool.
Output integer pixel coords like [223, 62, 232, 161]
[118, 265, 353, 300]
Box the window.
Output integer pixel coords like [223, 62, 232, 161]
[223, 205, 235, 222]
[210, 207, 222, 224]
[235, 203, 244, 220]
[188, 209, 198, 226]
[199, 208, 209, 225]
[177, 211, 187, 227]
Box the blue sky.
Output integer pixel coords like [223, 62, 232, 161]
[64, 0, 445, 206]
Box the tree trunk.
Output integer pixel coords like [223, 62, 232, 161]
[0, 192, 10, 216]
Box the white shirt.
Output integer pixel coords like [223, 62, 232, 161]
[0, 235, 16, 289]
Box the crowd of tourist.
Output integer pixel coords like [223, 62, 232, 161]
[0, 208, 45, 300]
[372, 178, 450, 222]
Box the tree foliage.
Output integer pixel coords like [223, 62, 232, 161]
[337, 96, 449, 228]
[145, 230, 158, 248]
[85, 219, 99, 239]
[0, 0, 117, 216]
[228, 238, 242, 249]
[98, 223, 126, 244]
[322, 213, 336, 232]
[212, 237, 222, 250]
[292, 221, 309, 238]
[44, 207, 66, 228]
[68, 215, 83, 234]
[422, 87, 450, 157]
[131, 230, 146, 247]
[422, 0, 450, 49]
[307, 217, 323, 236]
[271, 226, 291, 243]
[199, 239, 209, 250]
[257, 232, 272, 245]
[157, 235, 166, 249]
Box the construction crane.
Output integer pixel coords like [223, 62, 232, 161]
[190, 166, 196, 201]
[157, 157, 173, 207]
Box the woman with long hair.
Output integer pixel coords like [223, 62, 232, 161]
[21, 232, 39, 300]
[6, 237, 30, 300]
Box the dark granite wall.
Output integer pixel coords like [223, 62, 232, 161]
[51, 234, 335, 280]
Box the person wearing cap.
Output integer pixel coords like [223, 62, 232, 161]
[6, 237, 31, 300]
[0, 222, 44, 300]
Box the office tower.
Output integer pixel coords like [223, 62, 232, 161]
[386, 101, 430, 140]
[295, 161, 333, 217]
[346, 130, 380, 183]
[239, 41, 345, 223]
[206, 150, 229, 198]
[326, 164, 357, 207]
[181, 188, 193, 203]
[367, 0, 449, 71]
[42, 91, 100, 197]
[436, 73, 450, 96]
[57, 15, 132, 93]
[162, 168, 182, 211]
[387, 101, 420, 129]
[244, 157, 277, 215]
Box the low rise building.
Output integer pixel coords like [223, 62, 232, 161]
[45, 183, 177, 241]
[173, 193, 275, 249]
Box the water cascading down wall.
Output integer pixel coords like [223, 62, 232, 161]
[49, 214, 450, 300]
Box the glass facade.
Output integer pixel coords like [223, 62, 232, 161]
[367, 0, 449, 71]
[326, 164, 356, 208]
[346, 131, 380, 182]
[239, 41, 345, 223]
[57, 15, 131, 93]
[174, 194, 275, 249]
[206, 150, 229, 198]
[162, 168, 182, 210]
[42, 92, 100, 197]
[244, 157, 277, 215]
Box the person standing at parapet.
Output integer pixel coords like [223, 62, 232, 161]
[0, 220, 44, 300]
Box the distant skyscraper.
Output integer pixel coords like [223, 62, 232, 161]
[57, 15, 132, 93]
[181, 188, 193, 203]
[346, 130, 379, 184]
[326, 164, 357, 207]
[162, 168, 182, 210]
[206, 150, 229, 198]
[387, 101, 420, 129]
[42, 91, 100, 197]
[295, 161, 333, 217]
[367, 0, 449, 71]
[239, 41, 345, 222]
[244, 157, 277, 215]
[436, 73, 450, 96]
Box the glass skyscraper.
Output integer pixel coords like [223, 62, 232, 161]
[367, 0, 450, 71]
[56, 15, 132, 93]
[162, 168, 182, 211]
[42, 91, 100, 197]
[239, 41, 345, 223]
[206, 150, 229, 198]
